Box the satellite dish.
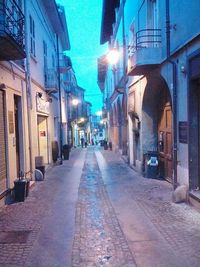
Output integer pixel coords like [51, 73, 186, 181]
[34, 169, 44, 181]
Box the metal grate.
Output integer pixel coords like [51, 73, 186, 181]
[0, 230, 31, 244]
[0, 0, 25, 49]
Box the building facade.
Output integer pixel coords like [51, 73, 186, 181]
[0, 0, 71, 204]
[99, 0, 200, 201]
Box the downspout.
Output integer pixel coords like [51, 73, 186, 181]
[24, 0, 33, 178]
[138, 0, 145, 30]
[56, 34, 63, 164]
[166, 0, 177, 189]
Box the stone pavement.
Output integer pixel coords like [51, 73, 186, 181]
[0, 148, 85, 267]
[0, 147, 200, 267]
[71, 149, 136, 267]
[96, 149, 200, 267]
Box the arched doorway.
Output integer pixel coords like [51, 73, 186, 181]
[142, 74, 172, 181]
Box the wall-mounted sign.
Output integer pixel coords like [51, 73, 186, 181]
[40, 131, 46, 137]
[179, 121, 188, 144]
[36, 95, 50, 114]
[8, 111, 14, 134]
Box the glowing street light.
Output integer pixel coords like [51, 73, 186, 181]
[96, 110, 102, 116]
[106, 49, 120, 65]
[72, 98, 79, 106]
[79, 117, 85, 122]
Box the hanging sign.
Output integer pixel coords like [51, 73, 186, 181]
[36, 95, 49, 114]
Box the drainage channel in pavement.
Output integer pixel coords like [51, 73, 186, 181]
[71, 148, 136, 267]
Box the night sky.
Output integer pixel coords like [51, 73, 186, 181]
[56, 0, 108, 113]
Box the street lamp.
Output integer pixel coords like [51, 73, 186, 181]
[96, 110, 102, 116]
[106, 48, 120, 65]
[79, 117, 85, 123]
[72, 98, 79, 106]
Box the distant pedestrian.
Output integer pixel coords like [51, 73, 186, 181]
[85, 141, 88, 148]
[81, 137, 84, 148]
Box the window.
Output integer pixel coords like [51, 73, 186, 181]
[30, 15, 35, 56]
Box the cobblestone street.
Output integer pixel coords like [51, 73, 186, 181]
[72, 149, 136, 267]
[0, 147, 200, 267]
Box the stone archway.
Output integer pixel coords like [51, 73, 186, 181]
[142, 74, 172, 181]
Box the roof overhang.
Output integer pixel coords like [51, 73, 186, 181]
[42, 1, 70, 50]
[100, 0, 120, 44]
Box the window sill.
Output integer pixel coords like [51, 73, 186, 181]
[30, 54, 37, 63]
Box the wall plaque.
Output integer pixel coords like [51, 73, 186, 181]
[179, 121, 188, 144]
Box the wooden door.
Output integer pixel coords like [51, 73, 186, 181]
[0, 90, 7, 191]
[158, 104, 173, 181]
[37, 116, 48, 164]
[14, 96, 20, 177]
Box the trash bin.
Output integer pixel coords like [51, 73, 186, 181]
[63, 144, 70, 160]
[14, 179, 27, 202]
[26, 179, 30, 197]
[52, 141, 59, 163]
[36, 166, 45, 177]
[104, 141, 108, 150]
[145, 151, 159, 179]
[109, 142, 112, 151]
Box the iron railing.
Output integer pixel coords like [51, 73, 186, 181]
[44, 69, 58, 89]
[136, 29, 162, 49]
[0, 0, 25, 49]
[128, 29, 161, 55]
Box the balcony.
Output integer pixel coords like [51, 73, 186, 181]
[59, 56, 72, 73]
[44, 69, 58, 93]
[0, 0, 25, 60]
[128, 29, 162, 76]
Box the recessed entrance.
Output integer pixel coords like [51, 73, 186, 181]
[0, 90, 6, 192]
[37, 116, 49, 164]
[142, 75, 172, 181]
[158, 97, 172, 181]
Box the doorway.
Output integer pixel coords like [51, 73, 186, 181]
[158, 102, 172, 181]
[0, 90, 7, 192]
[142, 75, 172, 181]
[189, 78, 200, 190]
[37, 115, 49, 164]
[14, 95, 23, 177]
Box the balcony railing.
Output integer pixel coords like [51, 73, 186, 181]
[136, 29, 161, 49]
[59, 56, 72, 73]
[0, 0, 25, 60]
[44, 69, 58, 93]
[128, 29, 162, 75]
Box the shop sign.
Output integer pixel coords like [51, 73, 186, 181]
[36, 95, 49, 114]
[179, 121, 188, 144]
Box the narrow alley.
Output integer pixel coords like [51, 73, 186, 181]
[0, 147, 200, 267]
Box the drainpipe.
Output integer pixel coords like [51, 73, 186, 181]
[24, 0, 33, 178]
[56, 34, 63, 164]
[166, 0, 177, 189]
[138, 0, 145, 30]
